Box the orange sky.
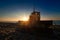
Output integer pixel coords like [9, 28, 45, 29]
[0, 16, 60, 22]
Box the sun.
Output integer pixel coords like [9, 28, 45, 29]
[22, 17, 29, 21]
[20, 16, 29, 21]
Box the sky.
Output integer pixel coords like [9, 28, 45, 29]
[0, 0, 60, 21]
